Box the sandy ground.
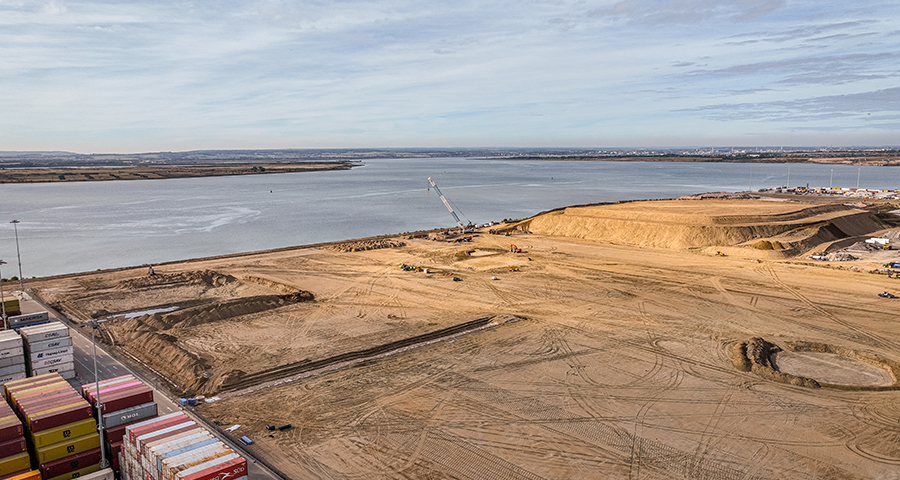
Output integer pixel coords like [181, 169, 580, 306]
[29, 198, 900, 479]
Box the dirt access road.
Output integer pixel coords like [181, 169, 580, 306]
[30, 199, 900, 479]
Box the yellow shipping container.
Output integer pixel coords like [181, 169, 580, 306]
[46, 463, 101, 480]
[0, 298, 19, 312]
[36, 432, 100, 464]
[0, 452, 31, 476]
[30, 417, 97, 448]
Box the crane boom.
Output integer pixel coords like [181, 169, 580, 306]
[428, 177, 466, 230]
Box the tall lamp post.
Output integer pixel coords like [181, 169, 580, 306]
[88, 318, 110, 468]
[9, 220, 23, 293]
[0, 260, 6, 330]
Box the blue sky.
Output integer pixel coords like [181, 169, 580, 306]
[1, 0, 898, 152]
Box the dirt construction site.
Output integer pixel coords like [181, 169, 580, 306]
[29, 197, 900, 479]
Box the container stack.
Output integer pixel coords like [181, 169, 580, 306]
[6, 312, 50, 332]
[0, 332, 26, 387]
[120, 413, 247, 480]
[0, 398, 29, 479]
[4, 373, 102, 480]
[18, 322, 74, 380]
[81, 375, 158, 475]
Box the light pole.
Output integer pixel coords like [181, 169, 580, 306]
[9, 220, 23, 293]
[857, 167, 861, 190]
[0, 260, 6, 330]
[88, 318, 110, 468]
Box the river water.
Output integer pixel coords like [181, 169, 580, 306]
[0, 158, 897, 278]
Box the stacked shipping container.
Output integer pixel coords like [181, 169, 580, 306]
[0, 298, 21, 319]
[81, 375, 158, 475]
[0, 333, 25, 387]
[0, 399, 29, 478]
[4, 373, 101, 480]
[18, 323, 75, 380]
[6, 313, 50, 332]
[120, 414, 246, 480]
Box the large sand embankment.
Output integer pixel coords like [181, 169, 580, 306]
[517, 199, 884, 256]
[29, 197, 900, 479]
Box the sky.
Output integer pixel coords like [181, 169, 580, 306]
[1, 0, 898, 152]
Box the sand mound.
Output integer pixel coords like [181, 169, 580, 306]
[328, 239, 405, 252]
[518, 199, 882, 253]
[117, 269, 237, 289]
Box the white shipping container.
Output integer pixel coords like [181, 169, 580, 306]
[0, 355, 25, 369]
[0, 336, 22, 351]
[76, 468, 115, 480]
[171, 452, 240, 480]
[0, 372, 27, 385]
[148, 432, 213, 467]
[19, 321, 69, 342]
[148, 434, 214, 480]
[28, 346, 73, 362]
[161, 443, 232, 480]
[0, 346, 23, 359]
[26, 336, 73, 352]
[32, 361, 75, 376]
[29, 352, 74, 369]
[0, 363, 26, 377]
[142, 427, 205, 466]
[154, 437, 218, 477]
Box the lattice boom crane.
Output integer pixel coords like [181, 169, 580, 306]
[428, 177, 466, 231]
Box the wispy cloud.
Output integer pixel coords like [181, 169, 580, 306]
[0, 0, 898, 151]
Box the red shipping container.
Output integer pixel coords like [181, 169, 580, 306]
[39, 447, 102, 479]
[14, 387, 73, 413]
[180, 457, 247, 480]
[9, 380, 69, 403]
[81, 375, 135, 397]
[28, 403, 94, 433]
[98, 386, 153, 416]
[0, 420, 23, 443]
[19, 392, 83, 415]
[18, 390, 81, 410]
[128, 415, 188, 446]
[0, 437, 25, 458]
[88, 381, 143, 405]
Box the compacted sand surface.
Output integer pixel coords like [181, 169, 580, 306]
[30, 198, 900, 479]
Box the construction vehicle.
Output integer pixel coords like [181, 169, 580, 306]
[715, 251, 726, 256]
[510, 244, 522, 253]
[428, 177, 472, 233]
[878, 291, 896, 298]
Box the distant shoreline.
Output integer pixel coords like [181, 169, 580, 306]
[2, 149, 899, 184]
[0, 161, 357, 184]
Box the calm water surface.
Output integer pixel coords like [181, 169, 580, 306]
[1, 158, 897, 277]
